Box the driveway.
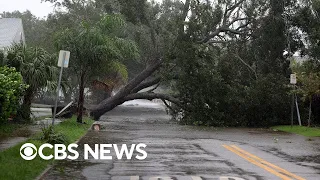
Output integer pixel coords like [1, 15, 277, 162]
[42, 100, 320, 180]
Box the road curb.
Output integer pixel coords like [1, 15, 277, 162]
[35, 165, 53, 180]
[35, 122, 96, 180]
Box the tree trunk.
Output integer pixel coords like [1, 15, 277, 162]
[77, 73, 85, 123]
[90, 60, 181, 120]
[308, 97, 312, 127]
[18, 88, 33, 122]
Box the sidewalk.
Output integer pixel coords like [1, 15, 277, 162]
[0, 118, 62, 152]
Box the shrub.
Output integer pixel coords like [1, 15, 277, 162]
[0, 66, 28, 123]
[40, 125, 70, 144]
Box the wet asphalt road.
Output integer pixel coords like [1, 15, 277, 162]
[42, 100, 320, 180]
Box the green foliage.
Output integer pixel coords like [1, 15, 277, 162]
[110, 61, 129, 82]
[5, 44, 57, 122]
[99, 14, 127, 34]
[55, 15, 138, 78]
[110, 0, 148, 24]
[242, 75, 291, 126]
[272, 125, 320, 137]
[6, 44, 57, 92]
[0, 117, 94, 180]
[172, 41, 291, 127]
[54, 116, 94, 142]
[0, 66, 27, 122]
[40, 125, 70, 144]
[0, 140, 54, 180]
[292, 0, 320, 58]
[4, 0, 316, 128]
[0, 123, 22, 138]
[165, 0, 293, 127]
[291, 60, 320, 101]
[173, 44, 229, 126]
[55, 14, 139, 122]
[38, 117, 94, 145]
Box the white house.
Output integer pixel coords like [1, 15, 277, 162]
[0, 17, 25, 51]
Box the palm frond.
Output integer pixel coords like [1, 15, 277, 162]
[5, 43, 58, 91]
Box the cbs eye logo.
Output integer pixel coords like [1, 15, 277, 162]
[20, 143, 37, 160]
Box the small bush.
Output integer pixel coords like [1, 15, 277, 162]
[40, 125, 70, 144]
[0, 66, 28, 123]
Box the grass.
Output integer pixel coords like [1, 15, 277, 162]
[54, 117, 94, 142]
[0, 116, 94, 180]
[272, 125, 320, 137]
[0, 123, 22, 139]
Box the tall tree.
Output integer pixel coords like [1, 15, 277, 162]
[90, 0, 255, 120]
[43, 0, 301, 127]
[55, 15, 139, 123]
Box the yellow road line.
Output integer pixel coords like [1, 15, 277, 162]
[223, 145, 298, 180]
[230, 145, 305, 180]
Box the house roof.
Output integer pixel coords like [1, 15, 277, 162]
[0, 18, 25, 50]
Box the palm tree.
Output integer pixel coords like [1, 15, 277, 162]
[6, 44, 57, 122]
[55, 14, 139, 123]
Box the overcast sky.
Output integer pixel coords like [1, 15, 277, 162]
[0, 0, 163, 18]
[0, 0, 55, 18]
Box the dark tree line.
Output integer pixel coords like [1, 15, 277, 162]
[3, 0, 320, 126]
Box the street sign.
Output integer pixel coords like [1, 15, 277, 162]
[290, 73, 302, 126]
[53, 50, 70, 125]
[290, 74, 297, 84]
[58, 50, 70, 68]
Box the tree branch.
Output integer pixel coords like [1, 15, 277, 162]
[228, 17, 250, 26]
[221, 27, 242, 34]
[111, 59, 162, 98]
[206, 40, 232, 44]
[178, 0, 191, 37]
[199, 0, 249, 44]
[131, 77, 161, 93]
[235, 21, 251, 31]
[198, 28, 222, 43]
[198, 26, 241, 44]
[233, 53, 257, 79]
[226, 0, 245, 14]
[161, 99, 176, 114]
[90, 59, 164, 119]
[147, 83, 160, 93]
[124, 92, 182, 107]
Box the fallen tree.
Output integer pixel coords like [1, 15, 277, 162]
[90, 59, 181, 120]
[90, 0, 253, 120]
